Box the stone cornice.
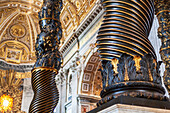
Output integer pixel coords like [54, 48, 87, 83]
[0, 59, 33, 72]
[59, 2, 103, 54]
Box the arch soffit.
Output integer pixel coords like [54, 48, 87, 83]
[80, 52, 102, 97]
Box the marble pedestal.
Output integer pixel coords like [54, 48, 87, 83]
[93, 104, 170, 113]
[88, 96, 170, 113]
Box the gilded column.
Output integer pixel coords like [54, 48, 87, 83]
[97, 0, 167, 106]
[155, 0, 170, 95]
[29, 0, 62, 112]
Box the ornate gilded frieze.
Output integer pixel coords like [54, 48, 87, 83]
[155, 0, 170, 94]
[0, 0, 43, 14]
[60, 0, 97, 42]
[96, 0, 167, 106]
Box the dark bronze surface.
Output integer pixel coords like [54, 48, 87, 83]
[29, 69, 59, 113]
[96, 0, 167, 106]
[29, 0, 62, 112]
[97, 0, 156, 60]
[98, 54, 167, 106]
[34, 0, 62, 69]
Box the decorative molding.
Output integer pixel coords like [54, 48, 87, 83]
[98, 54, 166, 106]
[0, 59, 33, 72]
[0, 0, 42, 14]
[60, 2, 103, 54]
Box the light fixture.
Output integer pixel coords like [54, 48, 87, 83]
[0, 94, 13, 112]
[0, 70, 24, 112]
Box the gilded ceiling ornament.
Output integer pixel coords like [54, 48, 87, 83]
[0, 40, 35, 64]
[0, 13, 3, 24]
[0, 6, 40, 63]
[0, 11, 39, 63]
[60, 0, 97, 39]
[10, 24, 26, 38]
[76, 1, 80, 8]
[0, 47, 5, 57]
[0, 70, 25, 113]
[5, 47, 22, 64]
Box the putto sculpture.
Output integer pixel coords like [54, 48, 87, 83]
[29, 0, 62, 112]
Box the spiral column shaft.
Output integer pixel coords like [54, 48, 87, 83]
[96, 0, 167, 106]
[29, 68, 59, 113]
[97, 0, 156, 60]
[29, 0, 62, 112]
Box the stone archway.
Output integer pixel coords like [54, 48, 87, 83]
[81, 52, 102, 96]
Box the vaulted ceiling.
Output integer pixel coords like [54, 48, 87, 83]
[0, 0, 97, 64]
[0, 0, 42, 64]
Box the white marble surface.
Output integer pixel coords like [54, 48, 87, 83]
[98, 104, 170, 113]
[21, 78, 33, 113]
[148, 16, 168, 97]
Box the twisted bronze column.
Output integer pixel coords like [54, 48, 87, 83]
[155, 0, 170, 95]
[97, 0, 167, 106]
[29, 0, 62, 112]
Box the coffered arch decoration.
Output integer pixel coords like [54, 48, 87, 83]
[0, 1, 43, 64]
[81, 52, 102, 96]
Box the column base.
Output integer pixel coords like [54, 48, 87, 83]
[88, 96, 170, 113]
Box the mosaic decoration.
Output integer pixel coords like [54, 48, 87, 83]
[0, 11, 38, 64]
